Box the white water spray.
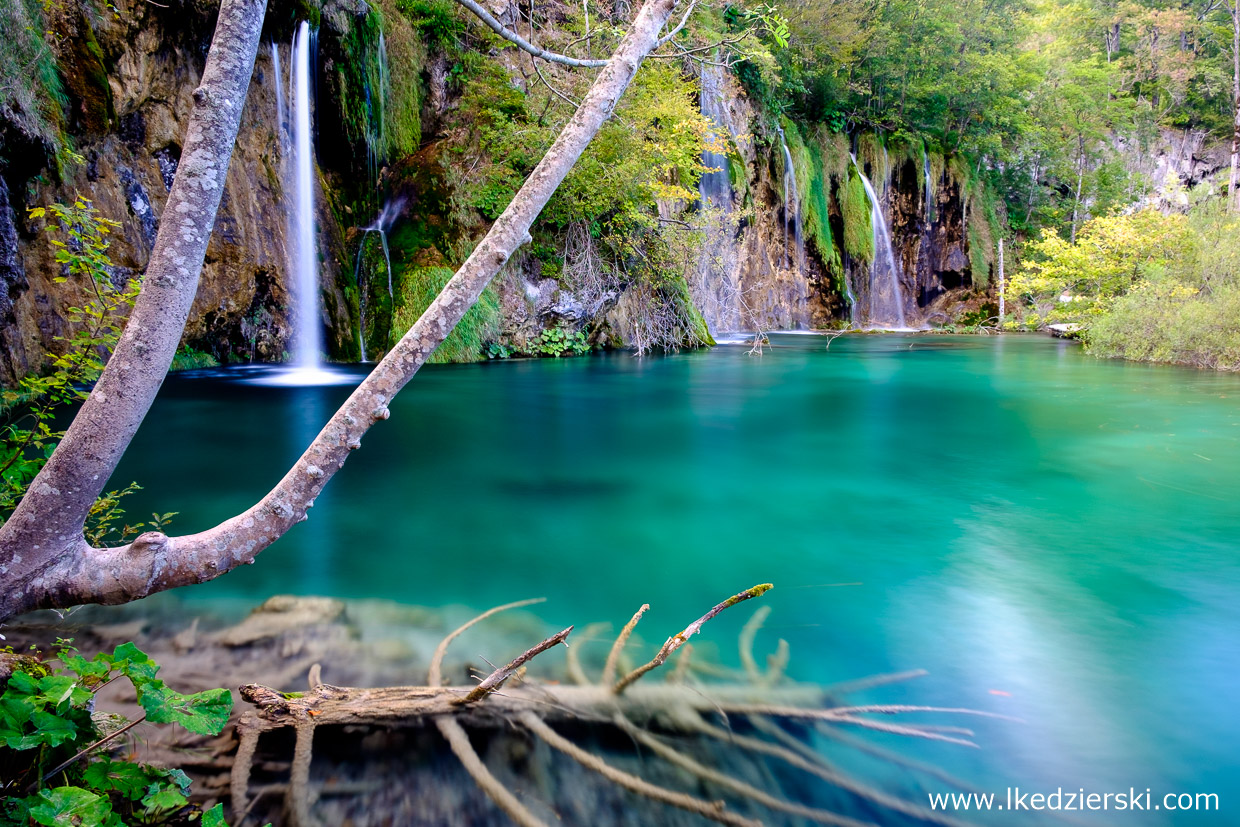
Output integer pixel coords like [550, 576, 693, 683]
[851, 154, 908, 329]
[353, 199, 403, 361]
[923, 149, 934, 220]
[778, 128, 805, 273]
[289, 21, 322, 372]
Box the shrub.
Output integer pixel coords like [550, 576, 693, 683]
[0, 641, 233, 826]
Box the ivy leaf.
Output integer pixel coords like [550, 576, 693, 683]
[26, 787, 111, 827]
[29, 709, 79, 747]
[105, 642, 160, 685]
[81, 760, 151, 798]
[200, 803, 230, 827]
[139, 686, 232, 735]
[140, 784, 188, 814]
[37, 675, 90, 709]
[59, 652, 112, 684]
[27, 206, 46, 219]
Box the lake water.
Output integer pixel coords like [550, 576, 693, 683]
[114, 334, 1240, 822]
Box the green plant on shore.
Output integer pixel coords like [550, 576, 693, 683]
[0, 198, 174, 541]
[533, 326, 590, 358]
[0, 641, 234, 827]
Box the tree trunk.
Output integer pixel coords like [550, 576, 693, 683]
[0, 0, 269, 597]
[0, 0, 682, 621]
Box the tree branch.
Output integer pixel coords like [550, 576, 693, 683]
[454, 0, 609, 67]
[0, 0, 684, 621]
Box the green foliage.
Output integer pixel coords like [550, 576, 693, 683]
[1088, 282, 1240, 370]
[1066, 192, 1240, 371]
[0, 641, 234, 827]
[396, 0, 465, 47]
[1007, 209, 1192, 326]
[389, 266, 501, 363]
[0, 0, 70, 163]
[532, 327, 591, 358]
[0, 199, 159, 540]
[170, 347, 220, 372]
[840, 167, 873, 263]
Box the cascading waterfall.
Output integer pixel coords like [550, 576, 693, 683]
[851, 153, 909, 329]
[777, 127, 805, 273]
[693, 61, 743, 333]
[352, 199, 403, 361]
[289, 21, 322, 373]
[698, 63, 733, 211]
[923, 149, 934, 220]
[272, 43, 286, 153]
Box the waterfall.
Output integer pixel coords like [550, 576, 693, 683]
[352, 199, 403, 361]
[777, 127, 805, 273]
[290, 21, 323, 373]
[923, 150, 934, 220]
[272, 43, 286, 152]
[699, 63, 733, 211]
[692, 61, 743, 334]
[851, 154, 909, 329]
[363, 33, 389, 204]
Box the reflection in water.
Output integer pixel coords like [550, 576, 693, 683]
[116, 335, 1240, 817]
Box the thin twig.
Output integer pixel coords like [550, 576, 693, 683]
[615, 714, 875, 827]
[458, 626, 573, 704]
[519, 712, 760, 827]
[601, 603, 648, 685]
[428, 597, 546, 685]
[697, 716, 971, 827]
[37, 715, 146, 790]
[613, 584, 772, 694]
[436, 716, 549, 827]
[738, 605, 770, 681]
[825, 669, 929, 695]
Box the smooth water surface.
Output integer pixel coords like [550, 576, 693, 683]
[115, 335, 1240, 820]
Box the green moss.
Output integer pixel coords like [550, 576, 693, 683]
[783, 119, 843, 288]
[0, 0, 68, 158]
[966, 180, 1002, 286]
[376, 0, 425, 157]
[841, 167, 874, 264]
[856, 132, 886, 185]
[390, 266, 501, 362]
[670, 273, 715, 347]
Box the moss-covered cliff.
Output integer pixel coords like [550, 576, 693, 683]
[0, 0, 1000, 385]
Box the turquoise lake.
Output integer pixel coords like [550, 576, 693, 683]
[113, 334, 1240, 821]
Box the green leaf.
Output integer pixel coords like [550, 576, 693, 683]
[200, 803, 230, 827]
[81, 760, 151, 798]
[139, 686, 232, 735]
[26, 787, 111, 827]
[140, 784, 187, 814]
[106, 642, 160, 684]
[29, 709, 79, 747]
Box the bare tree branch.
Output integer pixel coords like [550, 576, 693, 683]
[429, 597, 547, 686]
[436, 716, 549, 827]
[519, 711, 761, 827]
[458, 626, 573, 704]
[613, 584, 772, 693]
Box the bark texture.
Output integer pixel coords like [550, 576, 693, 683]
[0, 0, 680, 621]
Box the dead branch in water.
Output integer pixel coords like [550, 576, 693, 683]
[230, 584, 1010, 826]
